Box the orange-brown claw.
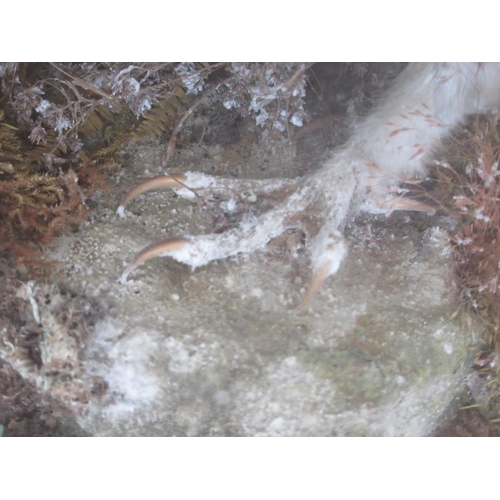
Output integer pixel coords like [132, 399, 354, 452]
[119, 238, 188, 283]
[381, 197, 435, 214]
[294, 260, 332, 313]
[117, 174, 188, 215]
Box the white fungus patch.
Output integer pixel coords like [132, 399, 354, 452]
[86, 319, 161, 417]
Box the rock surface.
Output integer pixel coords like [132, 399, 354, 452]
[39, 122, 473, 436]
[6, 63, 479, 436]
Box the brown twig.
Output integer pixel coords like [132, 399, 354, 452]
[48, 63, 112, 99]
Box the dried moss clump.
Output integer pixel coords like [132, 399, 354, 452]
[435, 114, 500, 423]
[0, 109, 114, 269]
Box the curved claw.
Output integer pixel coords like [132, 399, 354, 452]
[119, 238, 188, 284]
[118, 174, 188, 216]
[294, 260, 332, 313]
[294, 228, 348, 312]
[385, 197, 435, 213]
[371, 196, 436, 215]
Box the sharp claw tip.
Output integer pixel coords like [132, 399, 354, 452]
[292, 298, 311, 315]
[118, 261, 139, 284]
[293, 260, 333, 313]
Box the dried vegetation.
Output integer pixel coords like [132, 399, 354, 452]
[429, 115, 500, 432]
